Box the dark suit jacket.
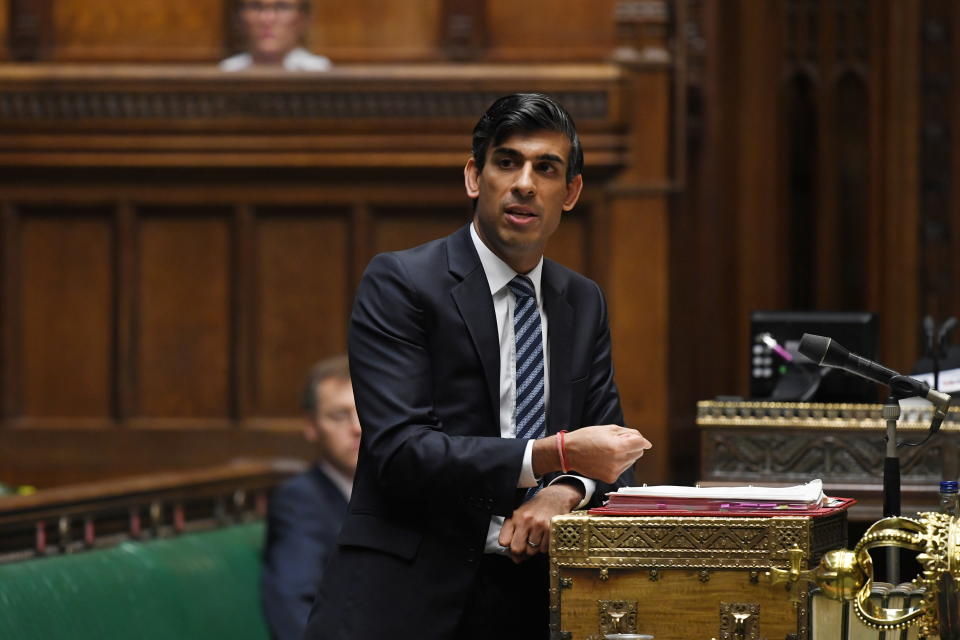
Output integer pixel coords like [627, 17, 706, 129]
[260, 464, 348, 640]
[305, 223, 629, 640]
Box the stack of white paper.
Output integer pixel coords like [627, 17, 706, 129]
[613, 479, 824, 503]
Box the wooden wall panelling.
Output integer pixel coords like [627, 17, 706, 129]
[0, 0, 8, 60]
[953, 2, 960, 334]
[484, 0, 618, 62]
[825, 1, 871, 312]
[18, 207, 114, 422]
[1, 202, 16, 419]
[667, 0, 740, 485]
[135, 209, 232, 421]
[308, 0, 443, 62]
[114, 201, 135, 423]
[349, 201, 372, 294]
[872, 0, 920, 373]
[917, 0, 956, 348]
[51, 0, 224, 62]
[232, 203, 254, 422]
[439, 0, 487, 61]
[0, 428, 308, 488]
[252, 206, 351, 418]
[7, 0, 52, 61]
[0, 63, 643, 485]
[732, 0, 788, 393]
[371, 205, 470, 255]
[546, 204, 590, 277]
[606, 62, 672, 484]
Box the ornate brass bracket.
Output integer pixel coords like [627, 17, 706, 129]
[719, 602, 759, 640]
[766, 512, 960, 636]
[598, 599, 637, 636]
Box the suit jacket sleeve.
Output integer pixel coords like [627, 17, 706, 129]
[260, 482, 339, 640]
[349, 252, 528, 515]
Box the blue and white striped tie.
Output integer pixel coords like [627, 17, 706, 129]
[509, 275, 546, 443]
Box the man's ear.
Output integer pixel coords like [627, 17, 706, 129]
[303, 414, 318, 443]
[464, 157, 481, 199]
[562, 174, 584, 212]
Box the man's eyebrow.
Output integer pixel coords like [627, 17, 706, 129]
[537, 153, 565, 166]
[490, 147, 566, 166]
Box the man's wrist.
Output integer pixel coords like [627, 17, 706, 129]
[546, 478, 586, 510]
[531, 435, 561, 477]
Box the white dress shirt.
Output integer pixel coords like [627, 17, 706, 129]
[469, 223, 595, 554]
[219, 47, 332, 72]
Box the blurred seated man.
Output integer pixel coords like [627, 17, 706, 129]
[260, 356, 359, 640]
[221, 0, 331, 72]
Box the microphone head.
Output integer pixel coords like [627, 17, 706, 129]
[799, 334, 829, 365]
[798, 333, 851, 368]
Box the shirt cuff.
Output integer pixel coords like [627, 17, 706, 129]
[518, 439, 538, 488]
[548, 475, 596, 509]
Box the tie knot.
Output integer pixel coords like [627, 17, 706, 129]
[508, 275, 535, 300]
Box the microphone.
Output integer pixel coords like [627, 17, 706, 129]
[799, 333, 952, 433]
[798, 334, 899, 386]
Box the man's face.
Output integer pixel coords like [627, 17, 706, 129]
[465, 130, 583, 273]
[305, 377, 361, 478]
[240, 0, 308, 61]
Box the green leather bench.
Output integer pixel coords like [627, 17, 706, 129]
[0, 521, 269, 640]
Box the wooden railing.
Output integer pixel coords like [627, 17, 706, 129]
[0, 459, 304, 563]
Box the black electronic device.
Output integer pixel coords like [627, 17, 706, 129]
[749, 310, 879, 402]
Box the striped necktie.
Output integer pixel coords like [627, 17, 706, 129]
[509, 275, 546, 442]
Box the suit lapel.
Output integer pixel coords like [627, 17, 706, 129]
[448, 226, 501, 433]
[542, 262, 573, 435]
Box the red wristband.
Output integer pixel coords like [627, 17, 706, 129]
[557, 430, 569, 473]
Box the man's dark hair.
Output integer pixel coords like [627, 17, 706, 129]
[301, 355, 350, 413]
[471, 93, 584, 184]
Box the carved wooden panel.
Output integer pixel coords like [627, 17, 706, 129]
[136, 212, 232, 419]
[52, 0, 223, 62]
[701, 429, 944, 484]
[253, 209, 350, 416]
[19, 209, 113, 419]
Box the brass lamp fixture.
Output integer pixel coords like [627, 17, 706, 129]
[769, 512, 960, 637]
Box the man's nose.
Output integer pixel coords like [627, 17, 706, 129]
[512, 163, 536, 197]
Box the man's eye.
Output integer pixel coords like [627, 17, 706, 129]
[497, 158, 514, 168]
[538, 163, 557, 174]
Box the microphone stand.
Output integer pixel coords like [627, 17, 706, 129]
[882, 394, 901, 585]
[881, 374, 947, 585]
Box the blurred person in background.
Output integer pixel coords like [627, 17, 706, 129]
[221, 0, 331, 71]
[260, 356, 359, 640]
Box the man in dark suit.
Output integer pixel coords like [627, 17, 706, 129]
[305, 93, 652, 640]
[260, 356, 359, 640]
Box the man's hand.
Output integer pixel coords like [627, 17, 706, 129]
[532, 425, 652, 482]
[498, 482, 583, 563]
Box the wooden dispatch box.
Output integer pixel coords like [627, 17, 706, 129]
[549, 510, 849, 640]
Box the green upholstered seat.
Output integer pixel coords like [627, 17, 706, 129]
[0, 522, 269, 640]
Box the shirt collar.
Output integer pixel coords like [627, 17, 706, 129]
[469, 221, 543, 301]
[316, 459, 353, 500]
